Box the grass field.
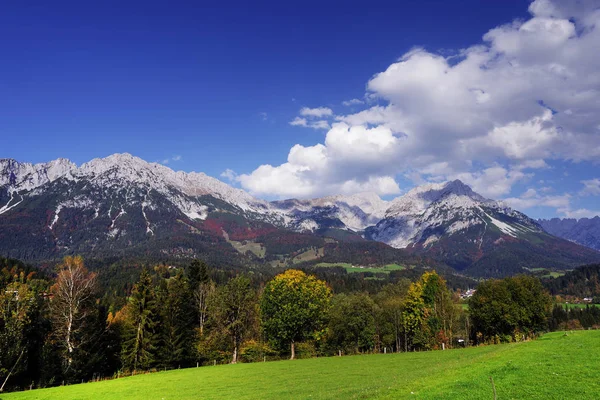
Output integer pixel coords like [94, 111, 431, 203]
[460, 302, 600, 311]
[524, 267, 567, 278]
[4, 331, 599, 400]
[559, 303, 599, 309]
[292, 247, 325, 264]
[315, 262, 406, 274]
[222, 231, 266, 258]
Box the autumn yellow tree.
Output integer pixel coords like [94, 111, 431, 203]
[402, 271, 458, 350]
[0, 281, 36, 392]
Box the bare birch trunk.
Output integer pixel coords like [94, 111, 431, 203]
[290, 341, 295, 360]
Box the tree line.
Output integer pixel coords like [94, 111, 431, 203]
[0, 256, 559, 393]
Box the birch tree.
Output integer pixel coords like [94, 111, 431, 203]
[49, 256, 97, 374]
[188, 260, 214, 335]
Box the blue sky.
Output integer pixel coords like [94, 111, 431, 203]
[2, 0, 600, 218]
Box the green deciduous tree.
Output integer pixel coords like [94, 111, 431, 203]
[209, 275, 256, 364]
[403, 271, 459, 350]
[327, 293, 376, 354]
[373, 280, 411, 352]
[469, 275, 552, 342]
[261, 270, 332, 359]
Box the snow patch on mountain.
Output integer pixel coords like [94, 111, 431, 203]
[49, 205, 63, 230]
[447, 219, 478, 235]
[478, 207, 518, 238]
[0, 192, 23, 215]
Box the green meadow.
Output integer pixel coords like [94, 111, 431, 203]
[315, 262, 406, 274]
[4, 330, 599, 400]
[560, 303, 600, 309]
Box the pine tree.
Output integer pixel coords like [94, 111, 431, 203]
[157, 270, 195, 368]
[121, 269, 157, 371]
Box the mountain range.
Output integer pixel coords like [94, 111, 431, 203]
[538, 217, 600, 252]
[1, 153, 599, 277]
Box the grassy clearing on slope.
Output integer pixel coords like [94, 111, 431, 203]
[222, 231, 266, 258]
[559, 303, 600, 309]
[228, 240, 265, 258]
[4, 331, 599, 400]
[315, 262, 406, 274]
[292, 247, 324, 264]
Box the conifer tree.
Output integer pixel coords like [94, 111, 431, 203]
[157, 270, 195, 368]
[121, 269, 157, 371]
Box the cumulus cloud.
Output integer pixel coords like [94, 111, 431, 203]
[238, 122, 402, 198]
[299, 107, 333, 118]
[242, 0, 600, 204]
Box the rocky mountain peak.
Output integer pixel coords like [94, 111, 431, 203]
[0, 157, 76, 191]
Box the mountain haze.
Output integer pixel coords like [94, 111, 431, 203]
[538, 217, 600, 252]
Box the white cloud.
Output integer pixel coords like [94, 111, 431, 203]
[259, 112, 268, 121]
[300, 107, 333, 118]
[522, 188, 538, 199]
[336, 105, 394, 127]
[289, 117, 330, 130]
[342, 98, 364, 106]
[161, 155, 182, 165]
[220, 169, 238, 182]
[242, 0, 600, 200]
[560, 208, 600, 219]
[513, 159, 549, 170]
[238, 122, 402, 198]
[580, 178, 600, 196]
[290, 117, 308, 127]
[452, 166, 531, 198]
[504, 190, 571, 211]
[309, 120, 331, 130]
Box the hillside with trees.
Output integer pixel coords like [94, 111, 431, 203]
[0, 254, 568, 394]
